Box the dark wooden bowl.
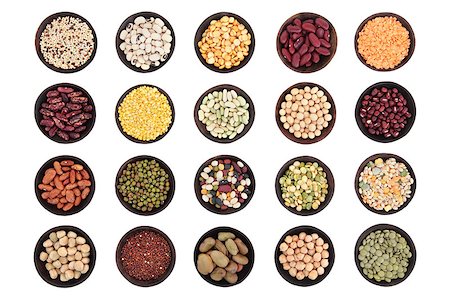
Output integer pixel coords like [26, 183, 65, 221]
[276, 82, 336, 144]
[194, 12, 255, 73]
[115, 84, 175, 143]
[355, 12, 415, 71]
[116, 12, 175, 73]
[115, 155, 175, 216]
[116, 226, 176, 287]
[194, 155, 255, 215]
[354, 224, 416, 286]
[194, 84, 255, 143]
[275, 156, 334, 216]
[35, 12, 97, 73]
[34, 155, 95, 216]
[276, 12, 337, 73]
[275, 225, 335, 286]
[34, 225, 96, 287]
[355, 81, 416, 143]
[193, 226, 254, 287]
[34, 83, 96, 144]
[354, 153, 416, 215]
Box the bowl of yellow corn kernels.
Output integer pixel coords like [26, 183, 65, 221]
[115, 84, 175, 143]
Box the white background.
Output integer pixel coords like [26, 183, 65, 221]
[0, 0, 447, 298]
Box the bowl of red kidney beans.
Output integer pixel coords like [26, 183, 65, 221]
[355, 82, 416, 143]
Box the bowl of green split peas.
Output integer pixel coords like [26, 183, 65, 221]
[115, 155, 175, 215]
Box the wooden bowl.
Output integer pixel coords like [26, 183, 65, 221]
[354, 153, 416, 215]
[116, 226, 176, 287]
[354, 224, 416, 286]
[35, 12, 97, 73]
[355, 81, 416, 143]
[276, 12, 337, 73]
[355, 12, 415, 71]
[115, 155, 175, 216]
[194, 155, 255, 215]
[194, 12, 255, 73]
[34, 155, 95, 216]
[194, 84, 255, 143]
[34, 225, 96, 287]
[276, 82, 336, 144]
[193, 226, 255, 287]
[275, 156, 334, 216]
[34, 83, 96, 144]
[275, 225, 335, 286]
[115, 84, 175, 143]
[116, 12, 175, 72]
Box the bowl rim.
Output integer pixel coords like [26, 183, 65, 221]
[193, 226, 255, 287]
[354, 153, 416, 215]
[115, 11, 176, 73]
[115, 84, 175, 143]
[194, 84, 255, 143]
[34, 82, 96, 144]
[34, 155, 95, 216]
[34, 225, 96, 287]
[116, 226, 176, 287]
[274, 225, 335, 286]
[194, 12, 255, 73]
[115, 155, 175, 216]
[354, 12, 416, 71]
[354, 223, 417, 286]
[194, 154, 256, 215]
[35, 11, 97, 73]
[275, 156, 335, 216]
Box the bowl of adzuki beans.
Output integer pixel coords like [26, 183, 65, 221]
[355, 82, 416, 143]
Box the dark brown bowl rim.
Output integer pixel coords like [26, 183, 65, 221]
[35, 12, 97, 73]
[194, 155, 255, 215]
[194, 84, 255, 143]
[115, 12, 176, 73]
[34, 225, 96, 287]
[354, 81, 416, 143]
[276, 82, 336, 144]
[194, 12, 255, 73]
[354, 153, 416, 215]
[354, 223, 416, 286]
[193, 226, 255, 287]
[276, 12, 337, 73]
[275, 156, 335, 216]
[34, 155, 95, 216]
[116, 226, 176, 287]
[115, 155, 175, 216]
[354, 12, 415, 71]
[275, 225, 335, 286]
[115, 84, 175, 143]
[34, 83, 96, 144]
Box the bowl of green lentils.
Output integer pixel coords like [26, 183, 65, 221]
[115, 155, 175, 215]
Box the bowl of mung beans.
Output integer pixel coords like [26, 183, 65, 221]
[115, 155, 175, 215]
[194, 84, 255, 143]
[275, 156, 334, 216]
[194, 12, 255, 73]
[355, 224, 416, 286]
[355, 153, 416, 215]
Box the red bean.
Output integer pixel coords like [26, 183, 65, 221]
[300, 53, 312, 66]
[293, 18, 302, 27]
[299, 44, 309, 56]
[292, 53, 300, 68]
[302, 22, 316, 33]
[320, 39, 331, 48]
[281, 48, 292, 62]
[280, 30, 289, 44]
[287, 25, 302, 33]
[315, 17, 329, 30]
[316, 28, 325, 38]
[308, 33, 321, 47]
[316, 47, 331, 56]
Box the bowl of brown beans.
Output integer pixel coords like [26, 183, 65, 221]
[276, 13, 337, 73]
[355, 153, 416, 215]
[194, 12, 255, 73]
[35, 83, 96, 143]
[116, 226, 176, 287]
[355, 13, 415, 71]
[34, 155, 95, 215]
[275, 225, 335, 286]
[35, 12, 97, 73]
[355, 82, 416, 142]
[34, 225, 96, 287]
